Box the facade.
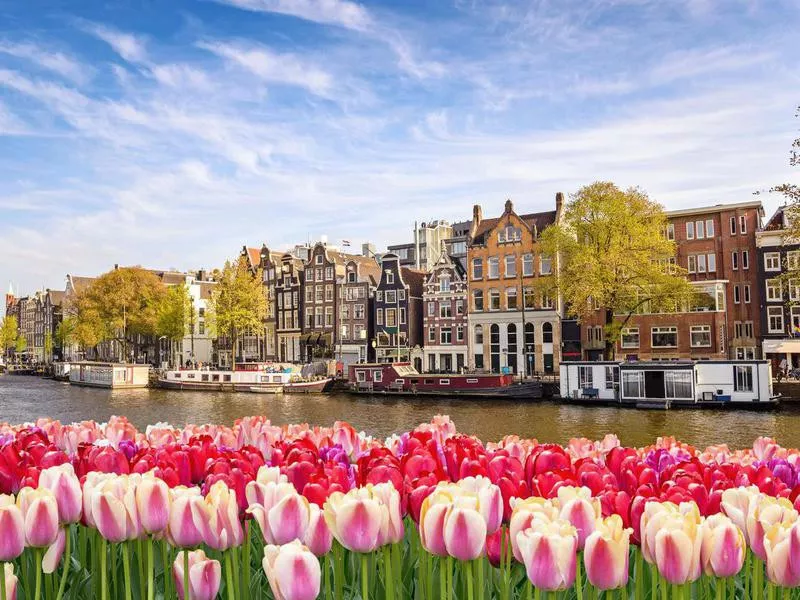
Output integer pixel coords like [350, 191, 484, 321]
[338, 256, 381, 367]
[757, 206, 800, 370]
[302, 243, 340, 361]
[467, 198, 562, 376]
[388, 220, 454, 270]
[581, 201, 764, 361]
[422, 249, 468, 372]
[373, 253, 425, 368]
[177, 273, 215, 367]
[44, 290, 64, 362]
[275, 253, 304, 362]
[445, 220, 471, 271]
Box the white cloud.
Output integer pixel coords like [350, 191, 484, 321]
[213, 0, 371, 31]
[0, 41, 88, 83]
[149, 64, 212, 90]
[84, 24, 148, 63]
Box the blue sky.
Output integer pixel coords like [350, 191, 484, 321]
[0, 0, 798, 300]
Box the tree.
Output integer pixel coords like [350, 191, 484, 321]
[44, 333, 53, 363]
[0, 315, 17, 361]
[15, 335, 27, 358]
[72, 267, 167, 361]
[55, 316, 77, 359]
[156, 284, 192, 366]
[207, 257, 267, 366]
[540, 181, 695, 359]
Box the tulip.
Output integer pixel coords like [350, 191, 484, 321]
[0, 495, 24, 562]
[419, 487, 453, 557]
[457, 475, 503, 534]
[584, 515, 631, 590]
[1, 563, 17, 600]
[16, 487, 59, 547]
[135, 473, 171, 535]
[764, 520, 800, 587]
[262, 540, 321, 600]
[509, 496, 559, 562]
[90, 475, 141, 543]
[42, 528, 66, 574]
[248, 482, 311, 546]
[168, 487, 206, 549]
[172, 549, 221, 600]
[700, 514, 745, 578]
[653, 511, 703, 585]
[38, 463, 82, 524]
[370, 482, 404, 545]
[200, 480, 243, 551]
[443, 494, 488, 561]
[746, 495, 798, 562]
[323, 486, 386, 553]
[245, 466, 288, 507]
[556, 486, 601, 550]
[517, 518, 578, 591]
[303, 503, 333, 556]
[82, 472, 115, 528]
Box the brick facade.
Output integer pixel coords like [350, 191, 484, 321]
[422, 249, 468, 373]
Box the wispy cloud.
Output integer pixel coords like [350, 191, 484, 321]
[83, 23, 148, 63]
[0, 41, 89, 84]
[212, 0, 372, 31]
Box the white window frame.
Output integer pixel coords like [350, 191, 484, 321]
[730, 216, 736, 235]
[768, 306, 784, 334]
[734, 365, 753, 392]
[504, 255, 517, 278]
[690, 325, 712, 348]
[742, 250, 749, 270]
[707, 253, 716, 272]
[697, 254, 706, 273]
[540, 255, 552, 275]
[788, 251, 800, 271]
[686, 222, 695, 240]
[705, 219, 714, 237]
[765, 252, 781, 272]
[733, 285, 740, 304]
[740, 215, 747, 234]
[621, 327, 639, 348]
[651, 326, 678, 348]
[687, 255, 696, 273]
[732, 251, 738, 271]
[744, 285, 750, 304]
[696, 220, 705, 239]
[666, 223, 675, 240]
[766, 280, 782, 302]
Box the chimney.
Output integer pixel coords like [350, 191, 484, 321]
[504, 199, 513, 214]
[470, 204, 482, 239]
[555, 192, 564, 215]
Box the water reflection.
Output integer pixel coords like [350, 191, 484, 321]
[0, 376, 795, 447]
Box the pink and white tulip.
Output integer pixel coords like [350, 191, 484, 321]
[38, 463, 82, 524]
[584, 515, 631, 591]
[443, 495, 487, 561]
[262, 540, 321, 600]
[201, 481, 243, 551]
[172, 549, 221, 600]
[0, 495, 25, 562]
[700, 514, 745, 578]
[509, 496, 559, 562]
[168, 487, 206, 548]
[556, 486, 601, 550]
[323, 486, 387, 553]
[16, 487, 60, 548]
[135, 473, 171, 536]
[653, 510, 703, 585]
[517, 519, 578, 592]
[248, 482, 310, 546]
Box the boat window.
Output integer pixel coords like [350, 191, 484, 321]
[174, 373, 181, 379]
[411, 379, 419, 384]
[202, 374, 209, 382]
[734, 365, 754, 392]
[272, 375, 282, 383]
[374, 370, 383, 382]
[356, 370, 366, 382]
[466, 378, 478, 383]
[665, 371, 692, 399]
[212, 374, 219, 382]
[187, 373, 196, 379]
[261, 375, 269, 383]
[223, 375, 231, 382]
[424, 379, 434, 384]
[395, 379, 405, 384]
[578, 366, 593, 388]
[622, 371, 644, 398]
[439, 379, 450, 385]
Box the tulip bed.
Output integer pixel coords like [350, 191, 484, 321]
[1, 416, 800, 599]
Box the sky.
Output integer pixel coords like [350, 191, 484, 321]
[0, 0, 798, 304]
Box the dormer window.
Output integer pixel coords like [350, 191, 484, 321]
[315, 255, 323, 265]
[440, 276, 451, 292]
[347, 271, 356, 283]
[387, 271, 395, 284]
[499, 226, 522, 243]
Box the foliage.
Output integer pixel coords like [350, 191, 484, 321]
[44, 332, 53, 360]
[207, 257, 267, 362]
[157, 283, 192, 341]
[540, 181, 695, 358]
[15, 334, 27, 354]
[0, 315, 17, 356]
[54, 316, 77, 349]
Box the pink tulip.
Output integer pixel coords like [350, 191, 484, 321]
[82, 472, 115, 529]
[720, 486, 759, 545]
[654, 512, 703, 585]
[90, 475, 141, 543]
[38, 463, 82, 524]
[262, 540, 321, 600]
[323, 487, 385, 553]
[2, 564, 17, 600]
[245, 467, 287, 508]
[764, 520, 800, 587]
[419, 489, 452, 557]
[457, 476, 503, 534]
[42, 528, 66, 574]
[746, 496, 798, 562]
[168, 487, 206, 548]
[700, 514, 745, 578]
[172, 549, 221, 600]
[0, 495, 25, 562]
[16, 487, 59, 548]
[517, 519, 578, 591]
[443, 497, 487, 561]
[584, 515, 631, 591]
[135, 474, 171, 535]
[303, 504, 333, 557]
[201, 481, 243, 551]
[248, 482, 310, 546]
[509, 496, 559, 562]
[557, 486, 601, 550]
[370, 482, 404, 545]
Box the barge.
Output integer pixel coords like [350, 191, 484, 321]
[158, 363, 332, 393]
[69, 362, 150, 389]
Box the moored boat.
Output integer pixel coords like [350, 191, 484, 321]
[69, 362, 150, 389]
[159, 363, 332, 393]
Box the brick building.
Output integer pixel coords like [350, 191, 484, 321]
[581, 201, 764, 360]
[423, 248, 468, 372]
[275, 253, 305, 363]
[302, 243, 340, 361]
[338, 255, 381, 367]
[467, 197, 563, 375]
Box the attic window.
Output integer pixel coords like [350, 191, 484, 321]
[499, 226, 521, 243]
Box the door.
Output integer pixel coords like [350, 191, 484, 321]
[644, 371, 665, 398]
[543, 354, 553, 373]
[456, 353, 465, 373]
[428, 354, 436, 372]
[414, 357, 422, 372]
[441, 354, 453, 373]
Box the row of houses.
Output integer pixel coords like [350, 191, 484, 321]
[5, 196, 800, 374]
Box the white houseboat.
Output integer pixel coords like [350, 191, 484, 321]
[69, 362, 150, 389]
[560, 360, 778, 409]
[158, 363, 331, 393]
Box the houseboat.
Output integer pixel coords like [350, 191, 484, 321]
[69, 362, 150, 389]
[51, 362, 71, 382]
[348, 362, 542, 399]
[559, 360, 779, 409]
[159, 363, 331, 392]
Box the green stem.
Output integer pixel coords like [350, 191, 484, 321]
[650, 563, 658, 600]
[100, 538, 108, 600]
[324, 554, 332, 600]
[137, 539, 145, 598]
[55, 527, 72, 600]
[34, 548, 43, 600]
[532, 584, 538, 600]
[242, 523, 252, 598]
[660, 576, 668, 600]
[333, 543, 344, 600]
[224, 551, 235, 600]
[160, 540, 171, 600]
[447, 555, 453, 600]
[575, 553, 584, 600]
[383, 546, 395, 600]
[716, 577, 723, 600]
[635, 549, 643, 600]
[768, 582, 776, 600]
[477, 557, 484, 600]
[0, 562, 6, 600]
[440, 556, 447, 600]
[466, 560, 474, 600]
[671, 584, 680, 600]
[121, 543, 133, 600]
[744, 551, 751, 600]
[183, 549, 190, 600]
[361, 553, 369, 600]
[146, 540, 154, 600]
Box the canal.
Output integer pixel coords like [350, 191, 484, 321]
[1, 375, 797, 448]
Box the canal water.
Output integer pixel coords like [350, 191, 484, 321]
[0, 375, 797, 448]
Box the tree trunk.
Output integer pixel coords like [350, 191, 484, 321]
[604, 308, 616, 360]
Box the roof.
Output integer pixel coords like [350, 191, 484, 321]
[763, 206, 787, 231]
[67, 276, 95, 294]
[400, 267, 426, 294]
[472, 210, 557, 240]
[46, 290, 65, 305]
[198, 282, 216, 300]
[666, 201, 764, 218]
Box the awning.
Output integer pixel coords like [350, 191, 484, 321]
[301, 334, 316, 345]
[317, 333, 332, 347]
[763, 339, 800, 354]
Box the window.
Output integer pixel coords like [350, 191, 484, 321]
[696, 220, 705, 239]
[387, 272, 394, 284]
[354, 304, 365, 319]
[347, 271, 356, 283]
[666, 224, 675, 240]
[734, 365, 753, 392]
[542, 322, 553, 343]
[489, 289, 501, 311]
[523, 254, 534, 276]
[376, 291, 383, 302]
[316, 269, 323, 282]
[474, 325, 484, 345]
[377, 309, 384, 326]
[523, 287, 535, 308]
[505, 255, 517, 278]
[690, 325, 711, 347]
[734, 321, 754, 339]
[398, 290, 405, 300]
[315, 307, 323, 327]
[428, 302, 435, 317]
[688, 256, 696, 273]
[441, 328, 452, 344]
[605, 366, 619, 390]
[456, 325, 464, 342]
[697, 254, 706, 273]
[744, 285, 750, 304]
[306, 287, 314, 303]
[541, 294, 554, 309]
[740, 215, 747, 234]
[733, 286, 740, 304]
[506, 287, 518, 309]
[449, 241, 467, 255]
[473, 290, 484, 311]
[199, 322, 205, 335]
[386, 309, 397, 327]
[341, 325, 349, 339]
[622, 371, 644, 398]
[789, 251, 800, 271]
[325, 307, 333, 326]
[325, 285, 334, 301]
[440, 303, 452, 318]
[732, 251, 738, 271]
[621, 328, 639, 348]
[429, 327, 436, 342]
[578, 366, 593, 388]
[791, 280, 800, 302]
[315, 255, 323, 265]
[651, 326, 677, 348]
[472, 259, 483, 280]
[386, 290, 396, 304]
[730, 216, 737, 235]
[742, 250, 749, 270]
[665, 371, 693, 399]
[792, 307, 800, 333]
[456, 300, 464, 315]
[708, 254, 716, 272]
[488, 257, 499, 279]
[587, 326, 603, 343]
[766, 280, 782, 302]
[325, 266, 334, 280]
[354, 324, 365, 339]
[736, 347, 756, 360]
[373, 370, 382, 383]
[315, 287, 324, 302]
[440, 276, 451, 293]
[341, 305, 350, 320]
[705, 219, 714, 237]
[765, 252, 781, 272]
[540, 256, 552, 275]
[768, 307, 784, 333]
[686, 222, 695, 240]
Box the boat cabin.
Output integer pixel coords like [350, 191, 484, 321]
[560, 360, 776, 405]
[69, 362, 150, 389]
[348, 362, 514, 393]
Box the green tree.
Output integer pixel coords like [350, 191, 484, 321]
[44, 332, 53, 363]
[207, 257, 266, 365]
[55, 316, 77, 358]
[15, 335, 27, 358]
[540, 181, 695, 359]
[156, 284, 193, 367]
[0, 315, 18, 361]
[72, 267, 167, 361]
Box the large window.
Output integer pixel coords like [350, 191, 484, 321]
[578, 366, 593, 388]
[472, 258, 483, 280]
[542, 322, 553, 343]
[690, 325, 711, 347]
[765, 252, 781, 272]
[489, 289, 501, 311]
[428, 302, 435, 317]
[522, 254, 534, 276]
[440, 303, 452, 318]
[386, 290, 397, 304]
[651, 326, 677, 348]
[506, 287, 518, 309]
[385, 309, 397, 327]
[474, 325, 484, 345]
[621, 327, 639, 348]
[441, 328, 452, 344]
[604, 366, 619, 390]
[622, 371, 644, 397]
[768, 307, 784, 333]
[788, 251, 800, 271]
[665, 372, 693, 399]
[540, 255, 552, 275]
[473, 290, 484, 311]
[488, 257, 500, 279]
[523, 287, 535, 308]
[440, 276, 451, 292]
[734, 365, 753, 392]
[505, 255, 517, 278]
[766, 280, 782, 302]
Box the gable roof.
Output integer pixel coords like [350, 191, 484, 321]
[66, 275, 95, 294]
[473, 210, 557, 240]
